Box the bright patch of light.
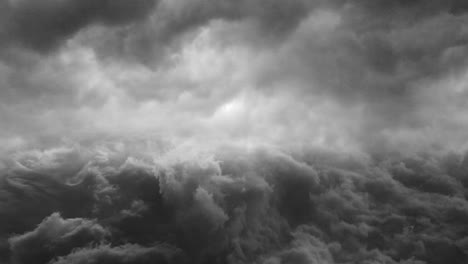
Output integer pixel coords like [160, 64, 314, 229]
[213, 97, 246, 122]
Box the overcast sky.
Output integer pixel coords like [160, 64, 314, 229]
[1, 0, 468, 155]
[3, 1, 468, 264]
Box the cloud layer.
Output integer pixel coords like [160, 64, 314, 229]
[1, 0, 468, 154]
[1, 142, 468, 263]
[2, 1, 468, 263]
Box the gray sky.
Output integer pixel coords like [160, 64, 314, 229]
[2, 2, 468, 264]
[2, 0, 468, 154]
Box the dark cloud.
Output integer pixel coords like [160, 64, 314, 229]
[1, 1, 468, 263]
[50, 244, 183, 264]
[1, 0, 468, 153]
[0, 0, 315, 57]
[0, 167, 97, 257]
[79, 0, 317, 64]
[9, 212, 108, 264]
[0, 0, 158, 53]
[0, 143, 467, 263]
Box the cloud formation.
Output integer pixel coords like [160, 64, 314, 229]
[50, 244, 182, 264]
[0, 0, 468, 153]
[0, 142, 467, 263]
[9, 213, 108, 264]
[0, 0, 158, 52]
[1, 1, 468, 263]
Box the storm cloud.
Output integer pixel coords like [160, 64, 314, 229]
[0, 0, 467, 152]
[1, 142, 468, 263]
[0, 0, 158, 52]
[2, 0, 468, 263]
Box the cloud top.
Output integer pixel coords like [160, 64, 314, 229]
[0, 142, 467, 263]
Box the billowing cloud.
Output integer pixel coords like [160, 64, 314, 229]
[9, 213, 108, 264]
[0, 142, 467, 263]
[1, 1, 468, 264]
[1, 0, 468, 153]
